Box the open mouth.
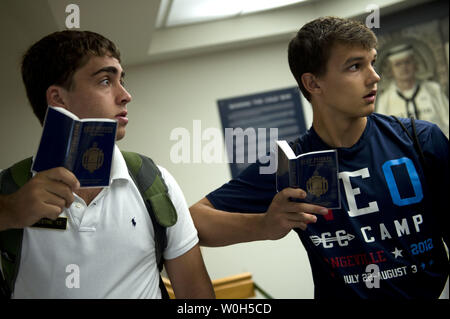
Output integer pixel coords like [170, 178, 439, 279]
[363, 90, 377, 103]
[364, 90, 377, 98]
[115, 111, 128, 124]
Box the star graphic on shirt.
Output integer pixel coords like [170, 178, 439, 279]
[391, 247, 403, 258]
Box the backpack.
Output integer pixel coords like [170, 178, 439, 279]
[0, 151, 177, 299]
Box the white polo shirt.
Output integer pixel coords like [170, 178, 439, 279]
[12, 146, 198, 298]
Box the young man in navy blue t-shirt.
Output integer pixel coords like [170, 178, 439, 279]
[190, 16, 449, 298]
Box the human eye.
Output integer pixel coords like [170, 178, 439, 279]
[99, 78, 110, 86]
[348, 64, 359, 71]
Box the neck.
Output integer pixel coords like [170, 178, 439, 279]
[76, 187, 102, 206]
[312, 111, 368, 148]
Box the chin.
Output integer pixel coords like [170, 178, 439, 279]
[365, 108, 375, 116]
[115, 129, 126, 141]
[362, 103, 375, 116]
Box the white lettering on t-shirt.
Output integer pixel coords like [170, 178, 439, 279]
[339, 168, 379, 217]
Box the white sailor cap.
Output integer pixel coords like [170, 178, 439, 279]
[387, 44, 414, 62]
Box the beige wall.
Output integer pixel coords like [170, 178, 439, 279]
[0, 8, 42, 169]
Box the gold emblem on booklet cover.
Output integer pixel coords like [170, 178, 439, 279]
[82, 142, 104, 173]
[306, 171, 329, 197]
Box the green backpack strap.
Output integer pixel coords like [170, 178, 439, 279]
[121, 151, 177, 228]
[1, 157, 33, 192]
[121, 151, 178, 299]
[0, 157, 33, 298]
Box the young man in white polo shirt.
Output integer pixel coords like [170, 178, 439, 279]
[0, 30, 215, 299]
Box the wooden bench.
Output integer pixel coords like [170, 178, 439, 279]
[163, 272, 256, 299]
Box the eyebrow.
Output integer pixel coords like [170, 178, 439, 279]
[91, 66, 125, 78]
[344, 54, 377, 66]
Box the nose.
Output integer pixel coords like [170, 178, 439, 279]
[117, 85, 132, 105]
[367, 65, 380, 86]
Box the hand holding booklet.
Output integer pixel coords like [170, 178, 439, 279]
[32, 106, 117, 187]
[276, 140, 341, 209]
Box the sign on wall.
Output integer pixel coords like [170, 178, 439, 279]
[218, 87, 307, 178]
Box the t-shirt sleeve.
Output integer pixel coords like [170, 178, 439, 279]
[206, 159, 278, 214]
[158, 165, 199, 260]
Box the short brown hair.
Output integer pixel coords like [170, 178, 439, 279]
[21, 30, 121, 124]
[288, 16, 377, 101]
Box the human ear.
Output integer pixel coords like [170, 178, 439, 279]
[301, 73, 321, 97]
[46, 85, 68, 108]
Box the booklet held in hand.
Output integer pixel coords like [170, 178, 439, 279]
[276, 140, 341, 209]
[32, 106, 117, 187]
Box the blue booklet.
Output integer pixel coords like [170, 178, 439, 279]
[276, 140, 341, 209]
[32, 106, 117, 188]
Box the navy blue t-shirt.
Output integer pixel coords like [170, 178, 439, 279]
[207, 113, 449, 298]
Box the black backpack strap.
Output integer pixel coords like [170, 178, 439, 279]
[0, 229, 23, 299]
[392, 116, 450, 249]
[392, 115, 427, 171]
[0, 159, 32, 299]
[0, 169, 11, 299]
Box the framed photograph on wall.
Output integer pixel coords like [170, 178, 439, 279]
[374, 0, 449, 137]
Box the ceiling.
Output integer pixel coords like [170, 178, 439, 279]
[155, 0, 310, 28]
[0, 0, 434, 68]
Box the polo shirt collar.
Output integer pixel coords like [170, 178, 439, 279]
[110, 145, 132, 183]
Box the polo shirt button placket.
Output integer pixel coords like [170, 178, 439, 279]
[78, 198, 103, 232]
[68, 199, 87, 231]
